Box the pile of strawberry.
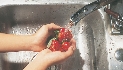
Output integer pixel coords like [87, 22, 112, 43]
[48, 28, 73, 52]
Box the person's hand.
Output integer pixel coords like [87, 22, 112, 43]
[24, 38, 76, 70]
[35, 38, 76, 64]
[30, 23, 60, 52]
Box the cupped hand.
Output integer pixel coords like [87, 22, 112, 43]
[24, 38, 76, 70]
[35, 38, 76, 64]
[31, 23, 60, 52]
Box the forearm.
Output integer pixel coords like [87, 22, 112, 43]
[0, 33, 34, 52]
[23, 57, 49, 70]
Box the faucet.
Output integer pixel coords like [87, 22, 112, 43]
[104, 8, 123, 35]
[69, 0, 117, 26]
[69, 0, 123, 35]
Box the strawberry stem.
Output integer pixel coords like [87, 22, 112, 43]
[54, 30, 59, 39]
[47, 37, 56, 48]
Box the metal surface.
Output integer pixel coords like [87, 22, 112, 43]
[70, 1, 99, 25]
[0, 4, 108, 70]
[105, 0, 123, 70]
[70, 0, 116, 26]
[0, 4, 96, 70]
[0, 0, 122, 70]
[115, 49, 123, 62]
[104, 7, 123, 34]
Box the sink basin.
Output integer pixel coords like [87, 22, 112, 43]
[0, 0, 122, 70]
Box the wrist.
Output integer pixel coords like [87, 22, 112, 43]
[28, 34, 38, 51]
[23, 35, 36, 51]
[24, 56, 49, 70]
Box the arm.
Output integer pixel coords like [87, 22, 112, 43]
[0, 23, 60, 52]
[23, 39, 76, 70]
[0, 33, 34, 52]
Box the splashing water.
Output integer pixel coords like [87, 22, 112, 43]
[64, 21, 76, 38]
[65, 20, 87, 39]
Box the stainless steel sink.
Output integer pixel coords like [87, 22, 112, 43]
[0, 0, 123, 70]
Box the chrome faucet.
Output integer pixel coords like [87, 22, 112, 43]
[104, 8, 123, 35]
[70, 0, 117, 26]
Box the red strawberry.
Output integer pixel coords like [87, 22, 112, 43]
[48, 28, 72, 52]
[49, 39, 61, 51]
[59, 28, 66, 32]
[57, 28, 72, 42]
[61, 42, 70, 51]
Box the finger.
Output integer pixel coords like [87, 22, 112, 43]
[61, 46, 74, 59]
[37, 23, 60, 33]
[41, 49, 52, 54]
[46, 23, 61, 37]
[47, 23, 61, 30]
[37, 49, 51, 56]
[59, 38, 76, 59]
[70, 38, 76, 50]
[37, 23, 60, 37]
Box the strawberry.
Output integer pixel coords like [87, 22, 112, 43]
[57, 28, 72, 42]
[49, 39, 61, 52]
[61, 42, 70, 51]
[48, 28, 72, 52]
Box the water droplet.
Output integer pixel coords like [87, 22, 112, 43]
[13, 31, 15, 34]
[111, 48, 112, 50]
[83, 8, 88, 12]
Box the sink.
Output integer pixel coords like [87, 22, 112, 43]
[0, 0, 122, 70]
[106, 1, 123, 70]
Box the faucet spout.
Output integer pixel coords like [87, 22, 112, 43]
[70, 0, 117, 26]
[70, 1, 99, 26]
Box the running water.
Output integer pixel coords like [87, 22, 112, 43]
[65, 20, 86, 36]
[65, 20, 76, 38]
[65, 20, 74, 29]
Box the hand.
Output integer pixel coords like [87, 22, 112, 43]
[24, 39, 76, 70]
[30, 23, 60, 52]
[35, 38, 76, 64]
